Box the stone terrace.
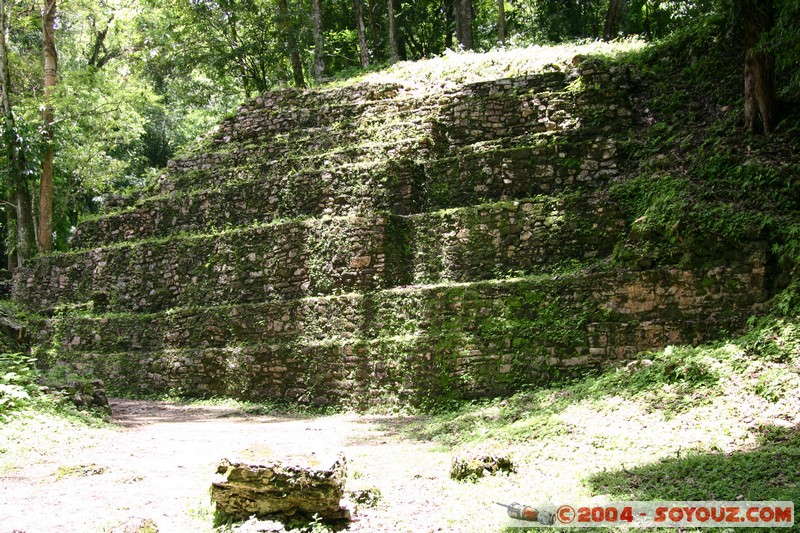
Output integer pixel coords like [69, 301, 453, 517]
[14, 58, 770, 407]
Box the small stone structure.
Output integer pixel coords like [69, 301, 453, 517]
[49, 379, 109, 412]
[210, 452, 349, 521]
[450, 452, 515, 480]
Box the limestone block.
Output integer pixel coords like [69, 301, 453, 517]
[211, 451, 350, 521]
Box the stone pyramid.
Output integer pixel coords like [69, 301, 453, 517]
[14, 58, 768, 407]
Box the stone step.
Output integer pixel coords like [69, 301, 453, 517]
[436, 89, 579, 147]
[45, 252, 765, 406]
[211, 83, 424, 142]
[46, 250, 767, 360]
[421, 131, 619, 211]
[176, 112, 435, 177]
[101, 132, 432, 213]
[401, 193, 625, 284]
[72, 130, 616, 250]
[161, 134, 431, 196]
[434, 67, 631, 148]
[71, 157, 425, 250]
[24, 195, 624, 312]
[17, 215, 396, 313]
[55, 311, 754, 407]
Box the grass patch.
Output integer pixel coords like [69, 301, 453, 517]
[587, 426, 800, 502]
[132, 391, 340, 418]
[0, 397, 112, 474]
[387, 315, 800, 515]
[331, 39, 648, 92]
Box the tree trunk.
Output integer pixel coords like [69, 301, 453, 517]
[444, 0, 454, 49]
[454, 0, 473, 50]
[603, 0, 626, 41]
[38, 0, 57, 254]
[14, 179, 36, 266]
[88, 15, 119, 69]
[387, 0, 399, 63]
[0, 0, 35, 267]
[397, 23, 407, 61]
[497, 0, 505, 46]
[354, 0, 369, 67]
[741, 0, 777, 135]
[5, 196, 16, 270]
[312, 0, 325, 82]
[368, 0, 378, 57]
[229, 18, 253, 97]
[290, 50, 305, 87]
[278, 0, 306, 88]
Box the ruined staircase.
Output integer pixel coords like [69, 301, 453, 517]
[14, 58, 769, 407]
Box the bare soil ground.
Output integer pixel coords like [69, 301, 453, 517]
[0, 399, 518, 533]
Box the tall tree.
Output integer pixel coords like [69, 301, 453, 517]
[740, 0, 777, 135]
[454, 0, 473, 50]
[354, 0, 369, 67]
[38, 0, 57, 253]
[387, 0, 399, 63]
[603, 0, 626, 40]
[312, 0, 325, 81]
[0, 0, 35, 266]
[278, 0, 306, 87]
[368, 0, 378, 55]
[497, 0, 505, 46]
[444, 0, 454, 49]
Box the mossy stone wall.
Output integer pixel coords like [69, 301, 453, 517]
[15, 59, 772, 406]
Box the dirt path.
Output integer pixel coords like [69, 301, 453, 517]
[0, 399, 496, 533]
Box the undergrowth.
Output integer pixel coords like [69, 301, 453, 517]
[408, 315, 799, 444]
[336, 39, 648, 92]
[605, 14, 800, 314]
[0, 352, 40, 417]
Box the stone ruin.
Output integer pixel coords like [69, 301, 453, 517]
[211, 452, 349, 521]
[450, 452, 516, 481]
[12, 57, 770, 406]
[48, 378, 110, 412]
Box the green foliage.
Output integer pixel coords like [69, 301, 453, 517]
[611, 174, 689, 245]
[0, 352, 39, 416]
[588, 428, 800, 502]
[140, 0, 307, 95]
[39, 361, 97, 390]
[404, 313, 800, 450]
[771, 0, 800, 100]
[606, 12, 800, 303]
[8, 0, 793, 265]
[54, 65, 156, 192]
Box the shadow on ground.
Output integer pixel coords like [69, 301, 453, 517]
[497, 425, 799, 532]
[585, 424, 800, 502]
